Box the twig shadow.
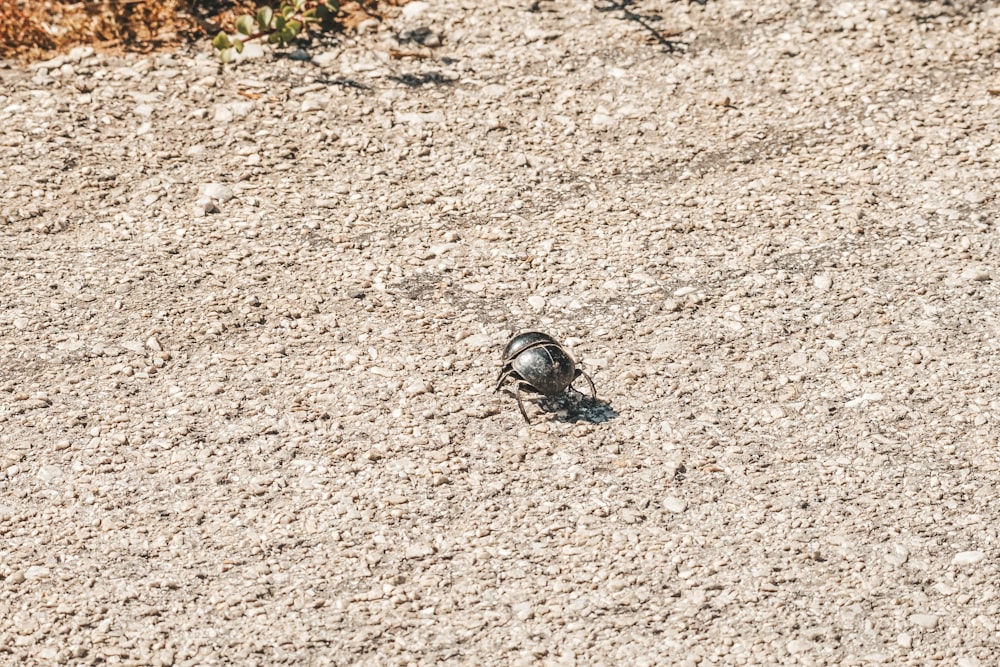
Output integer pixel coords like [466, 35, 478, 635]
[389, 71, 454, 88]
[593, 0, 689, 53]
[313, 77, 372, 90]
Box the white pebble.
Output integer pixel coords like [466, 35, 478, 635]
[202, 183, 234, 203]
[909, 614, 938, 630]
[663, 496, 686, 513]
[952, 550, 986, 566]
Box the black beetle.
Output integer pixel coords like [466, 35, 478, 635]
[494, 331, 597, 423]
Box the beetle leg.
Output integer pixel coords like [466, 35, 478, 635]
[495, 367, 521, 393]
[514, 381, 532, 423]
[494, 370, 509, 393]
[573, 369, 597, 401]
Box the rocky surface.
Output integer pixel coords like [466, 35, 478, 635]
[1, 0, 999, 663]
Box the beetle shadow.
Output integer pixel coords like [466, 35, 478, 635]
[537, 392, 619, 424]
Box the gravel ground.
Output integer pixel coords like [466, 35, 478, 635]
[2, 0, 1000, 664]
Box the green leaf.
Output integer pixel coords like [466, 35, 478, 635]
[220, 48, 234, 64]
[275, 15, 286, 30]
[282, 5, 295, 19]
[267, 32, 282, 44]
[287, 19, 303, 35]
[236, 14, 254, 35]
[212, 31, 232, 50]
[257, 6, 273, 31]
[233, 39, 245, 53]
[326, 0, 339, 11]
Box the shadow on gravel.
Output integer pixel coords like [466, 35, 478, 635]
[593, 0, 689, 52]
[536, 393, 619, 424]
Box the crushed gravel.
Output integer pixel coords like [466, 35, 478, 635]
[2, 0, 1000, 664]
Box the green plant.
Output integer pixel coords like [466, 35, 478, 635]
[212, 0, 340, 63]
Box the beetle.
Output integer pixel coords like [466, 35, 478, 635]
[494, 331, 597, 423]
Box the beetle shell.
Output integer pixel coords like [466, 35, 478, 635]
[502, 331, 559, 362]
[496, 331, 597, 422]
[508, 341, 577, 396]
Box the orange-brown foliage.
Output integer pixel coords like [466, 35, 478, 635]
[1, 0, 399, 60]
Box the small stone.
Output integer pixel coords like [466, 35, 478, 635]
[909, 613, 938, 630]
[213, 104, 234, 122]
[133, 103, 154, 117]
[965, 190, 987, 205]
[404, 542, 435, 559]
[651, 342, 671, 359]
[591, 112, 616, 128]
[67, 45, 94, 61]
[787, 351, 808, 366]
[787, 639, 813, 654]
[396, 111, 446, 125]
[121, 340, 145, 354]
[527, 295, 545, 312]
[235, 42, 265, 61]
[24, 566, 50, 580]
[663, 496, 686, 513]
[813, 273, 833, 290]
[958, 658, 982, 667]
[7, 570, 25, 585]
[885, 544, 909, 567]
[202, 183, 234, 203]
[145, 336, 162, 352]
[524, 27, 561, 42]
[13, 317, 28, 330]
[512, 602, 534, 620]
[961, 268, 991, 282]
[897, 632, 912, 648]
[355, 17, 378, 33]
[312, 50, 339, 67]
[36, 465, 62, 482]
[403, 380, 433, 397]
[401, 0, 428, 18]
[385, 495, 409, 505]
[845, 392, 883, 408]
[952, 550, 986, 566]
[297, 95, 321, 113]
[460, 333, 491, 348]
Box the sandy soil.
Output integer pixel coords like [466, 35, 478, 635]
[2, 0, 1000, 664]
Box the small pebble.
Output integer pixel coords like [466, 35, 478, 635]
[786, 639, 813, 654]
[663, 496, 686, 513]
[202, 183, 234, 203]
[813, 273, 833, 290]
[909, 614, 939, 630]
[952, 550, 986, 566]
